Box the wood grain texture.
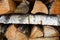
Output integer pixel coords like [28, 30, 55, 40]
[5, 25, 28, 40]
[31, 1, 48, 14]
[30, 26, 43, 38]
[44, 26, 59, 37]
[50, 0, 60, 15]
[0, 0, 16, 15]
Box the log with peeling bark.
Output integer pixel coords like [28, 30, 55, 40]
[44, 26, 59, 37]
[31, 1, 48, 14]
[0, 0, 16, 15]
[5, 25, 28, 40]
[50, 0, 60, 15]
[14, 0, 29, 14]
[18, 25, 30, 37]
[30, 26, 43, 38]
[7, 15, 29, 24]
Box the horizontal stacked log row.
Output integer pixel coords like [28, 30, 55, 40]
[0, 15, 60, 26]
[0, 0, 60, 15]
[0, 25, 60, 40]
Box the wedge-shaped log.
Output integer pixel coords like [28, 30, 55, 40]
[31, 1, 48, 14]
[50, 0, 60, 15]
[5, 25, 28, 40]
[30, 26, 43, 38]
[44, 26, 59, 37]
[0, 0, 15, 15]
[14, 0, 29, 14]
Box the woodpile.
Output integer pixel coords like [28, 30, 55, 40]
[0, 0, 60, 40]
[0, 0, 60, 15]
[4, 25, 59, 40]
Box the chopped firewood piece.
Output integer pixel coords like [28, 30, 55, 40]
[5, 25, 28, 40]
[44, 26, 59, 37]
[0, 0, 16, 15]
[14, 0, 29, 14]
[50, 0, 60, 15]
[31, 1, 48, 14]
[30, 26, 43, 38]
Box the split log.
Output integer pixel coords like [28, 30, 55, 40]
[5, 25, 28, 40]
[44, 26, 59, 37]
[31, 1, 48, 14]
[50, 0, 60, 15]
[30, 26, 43, 38]
[14, 0, 29, 14]
[0, 0, 16, 15]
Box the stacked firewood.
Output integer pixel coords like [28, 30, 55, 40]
[0, 0, 60, 15]
[0, 24, 60, 40]
[0, 0, 60, 40]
